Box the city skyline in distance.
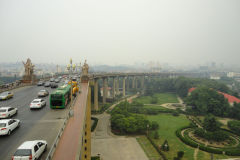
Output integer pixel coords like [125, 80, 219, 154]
[0, 0, 240, 66]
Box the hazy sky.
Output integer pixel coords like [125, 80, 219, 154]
[0, 0, 239, 66]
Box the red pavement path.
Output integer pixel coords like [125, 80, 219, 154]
[53, 83, 88, 160]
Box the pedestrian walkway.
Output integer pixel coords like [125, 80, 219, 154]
[52, 83, 88, 160]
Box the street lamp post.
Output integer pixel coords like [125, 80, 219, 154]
[67, 58, 76, 110]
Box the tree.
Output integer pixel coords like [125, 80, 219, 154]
[150, 121, 159, 130]
[186, 87, 230, 116]
[154, 131, 159, 139]
[228, 120, 240, 133]
[203, 115, 220, 132]
[151, 96, 158, 104]
[177, 151, 184, 158]
[161, 140, 169, 151]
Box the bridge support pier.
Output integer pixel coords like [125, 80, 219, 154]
[103, 78, 107, 104]
[126, 76, 129, 91]
[116, 77, 119, 95]
[135, 77, 138, 89]
[94, 79, 98, 111]
[123, 77, 126, 97]
[141, 76, 144, 89]
[132, 76, 135, 89]
[113, 77, 116, 99]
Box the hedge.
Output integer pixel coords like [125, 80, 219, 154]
[221, 128, 240, 137]
[91, 117, 99, 132]
[175, 128, 198, 148]
[225, 149, 240, 156]
[175, 127, 240, 155]
[146, 135, 168, 160]
[91, 156, 100, 160]
[198, 145, 222, 154]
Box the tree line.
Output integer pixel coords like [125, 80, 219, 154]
[186, 87, 240, 119]
[110, 101, 158, 134]
[145, 77, 232, 98]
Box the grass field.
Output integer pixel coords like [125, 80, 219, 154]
[136, 136, 160, 160]
[146, 114, 237, 160]
[143, 105, 172, 111]
[134, 93, 179, 105]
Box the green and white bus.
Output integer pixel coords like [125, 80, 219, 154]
[50, 84, 71, 109]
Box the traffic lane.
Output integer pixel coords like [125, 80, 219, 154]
[0, 85, 59, 115]
[0, 85, 50, 159]
[0, 83, 66, 159]
[3, 118, 66, 160]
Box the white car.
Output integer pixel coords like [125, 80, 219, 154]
[30, 99, 46, 109]
[0, 119, 20, 136]
[12, 140, 47, 160]
[0, 107, 18, 119]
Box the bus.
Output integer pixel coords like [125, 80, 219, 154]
[50, 84, 71, 109]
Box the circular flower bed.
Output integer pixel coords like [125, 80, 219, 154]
[176, 126, 240, 156]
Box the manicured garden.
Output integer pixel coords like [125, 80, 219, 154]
[147, 114, 195, 160]
[143, 105, 172, 112]
[134, 93, 179, 105]
[136, 136, 160, 160]
[146, 114, 239, 160]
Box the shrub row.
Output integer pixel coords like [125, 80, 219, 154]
[91, 156, 100, 160]
[91, 117, 99, 132]
[146, 135, 168, 160]
[176, 127, 240, 155]
[221, 128, 240, 137]
[175, 127, 198, 148]
[225, 149, 240, 156]
[198, 145, 222, 154]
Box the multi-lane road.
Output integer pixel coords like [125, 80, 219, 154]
[0, 82, 70, 160]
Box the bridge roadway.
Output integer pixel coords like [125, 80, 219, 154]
[0, 82, 69, 160]
[52, 83, 89, 160]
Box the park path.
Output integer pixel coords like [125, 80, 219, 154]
[107, 94, 139, 111]
[91, 94, 149, 160]
[194, 147, 199, 160]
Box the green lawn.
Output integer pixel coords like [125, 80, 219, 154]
[134, 93, 179, 105]
[143, 105, 172, 111]
[136, 136, 161, 160]
[147, 114, 195, 160]
[146, 114, 238, 160]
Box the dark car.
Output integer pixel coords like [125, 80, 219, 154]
[37, 81, 44, 86]
[50, 83, 58, 88]
[44, 82, 50, 87]
[54, 79, 60, 83]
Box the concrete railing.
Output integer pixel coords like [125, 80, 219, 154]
[0, 76, 55, 93]
[88, 71, 203, 79]
[0, 81, 29, 93]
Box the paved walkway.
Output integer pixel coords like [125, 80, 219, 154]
[52, 83, 88, 160]
[92, 94, 148, 160]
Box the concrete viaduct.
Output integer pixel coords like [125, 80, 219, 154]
[89, 72, 199, 111]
